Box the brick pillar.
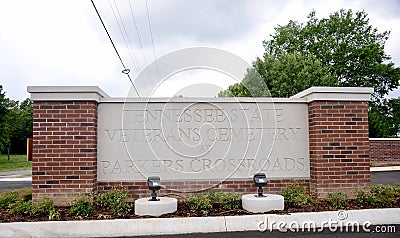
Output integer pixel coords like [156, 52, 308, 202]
[308, 101, 370, 196]
[293, 87, 373, 197]
[29, 86, 107, 205]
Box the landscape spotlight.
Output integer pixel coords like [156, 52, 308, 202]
[253, 173, 267, 197]
[147, 176, 161, 201]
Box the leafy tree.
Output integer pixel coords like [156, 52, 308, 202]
[0, 85, 9, 152]
[3, 99, 33, 157]
[220, 9, 400, 137]
[369, 98, 400, 137]
[263, 9, 400, 102]
[3, 99, 18, 159]
[219, 53, 336, 97]
[0, 85, 33, 157]
[219, 68, 268, 97]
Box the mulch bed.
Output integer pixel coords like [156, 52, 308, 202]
[0, 199, 394, 223]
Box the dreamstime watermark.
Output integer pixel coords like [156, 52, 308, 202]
[257, 210, 397, 233]
[120, 47, 277, 192]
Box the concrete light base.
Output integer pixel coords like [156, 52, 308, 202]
[242, 194, 284, 213]
[135, 197, 178, 217]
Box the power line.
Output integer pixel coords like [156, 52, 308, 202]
[90, 0, 140, 97]
[109, 0, 140, 73]
[128, 0, 148, 66]
[145, 0, 160, 81]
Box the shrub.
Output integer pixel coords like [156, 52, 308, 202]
[96, 189, 132, 217]
[9, 200, 33, 215]
[355, 184, 400, 208]
[355, 190, 373, 207]
[35, 197, 60, 220]
[68, 196, 94, 217]
[327, 192, 349, 210]
[0, 189, 58, 220]
[0, 187, 33, 209]
[4, 188, 34, 216]
[0, 190, 18, 209]
[188, 190, 240, 216]
[188, 193, 212, 215]
[219, 193, 241, 210]
[281, 184, 314, 208]
[15, 188, 32, 201]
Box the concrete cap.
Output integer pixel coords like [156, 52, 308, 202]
[291, 87, 374, 102]
[27, 86, 109, 102]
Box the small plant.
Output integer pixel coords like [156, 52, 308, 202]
[188, 193, 213, 215]
[219, 193, 241, 210]
[1, 188, 58, 219]
[281, 184, 314, 208]
[68, 195, 94, 217]
[96, 188, 132, 217]
[35, 198, 54, 214]
[188, 190, 240, 216]
[48, 208, 61, 221]
[327, 192, 349, 210]
[34, 197, 60, 220]
[5, 188, 34, 215]
[0, 190, 18, 209]
[9, 200, 33, 215]
[355, 184, 400, 208]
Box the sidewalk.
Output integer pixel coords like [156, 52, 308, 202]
[370, 166, 400, 172]
[0, 170, 32, 181]
[0, 208, 399, 237]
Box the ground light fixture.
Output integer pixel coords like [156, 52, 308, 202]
[242, 172, 284, 213]
[253, 173, 267, 197]
[147, 176, 161, 201]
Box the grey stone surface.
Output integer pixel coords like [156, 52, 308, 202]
[0, 170, 31, 178]
[241, 194, 284, 213]
[97, 100, 310, 182]
[292, 86, 373, 102]
[135, 197, 178, 216]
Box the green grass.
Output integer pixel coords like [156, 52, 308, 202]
[0, 154, 32, 172]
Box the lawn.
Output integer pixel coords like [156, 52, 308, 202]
[0, 154, 31, 172]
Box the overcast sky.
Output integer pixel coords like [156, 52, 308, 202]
[1, 0, 399, 101]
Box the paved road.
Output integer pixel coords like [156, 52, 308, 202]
[0, 181, 32, 192]
[371, 171, 400, 186]
[137, 225, 400, 237]
[0, 170, 32, 192]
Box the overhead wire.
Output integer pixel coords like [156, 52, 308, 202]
[90, 0, 140, 97]
[128, 0, 149, 66]
[144, 0, 160, 81]
[108, 0, 140, 73]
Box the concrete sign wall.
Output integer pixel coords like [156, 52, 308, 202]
[97, 99, 310, 181]
[28, 86, 373, 204]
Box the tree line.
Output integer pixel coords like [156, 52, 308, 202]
[219, 9, 400, 138]
[0, 85, 33, 159]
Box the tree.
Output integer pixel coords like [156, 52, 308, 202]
[2, 99, 33, 158]
[220, 53, 336, 97]
[0, 85, 33, 157]
[0, 85, 9, 152]
[219, 68, 269, 97]
[220, 9, 400, 137]
[263, 9, 400, 102]
[369, 98, 400, 137]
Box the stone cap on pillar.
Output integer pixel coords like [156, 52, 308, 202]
[27, 86, 110, 102]
[291, 87, 374, 103]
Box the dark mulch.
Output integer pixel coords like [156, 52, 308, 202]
[0, 199, 396, 223]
